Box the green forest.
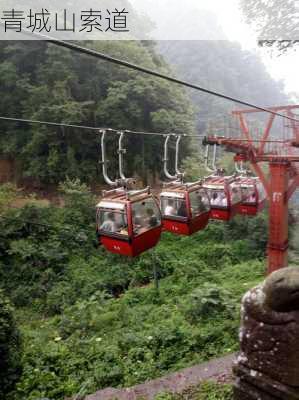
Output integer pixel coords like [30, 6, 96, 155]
[1, 181, 269, 400]
[0, 4, 298, 400]
[0, 40, 194, 185]
[0, 33, 288, 186]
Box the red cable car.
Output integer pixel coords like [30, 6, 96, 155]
[238, 176, 267, 216]
[202, 175, 242, 221]
[160, 181, 210, 235]
[96, 130, 162, 257]
[96, 187, 162, 257]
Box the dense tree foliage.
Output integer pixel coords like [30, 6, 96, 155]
[0, 182, 270, 399]
[0, 40, 194, 185]
[239, 0, 298, 51]
[0, 23, 291, 186]
[0, 290, 22, 399]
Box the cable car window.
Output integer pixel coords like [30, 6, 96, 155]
[241, 186, 250, 200]
[189, 190, 210, 217]
[97, 209, 128, 236]
[243, 186, 256, 204]
[132, 198, 161, 236]
[209, 190, 228, 207]
[257, 182, 266, 201]
[161, 196, 187, 218]
[230, 184, 242, 205]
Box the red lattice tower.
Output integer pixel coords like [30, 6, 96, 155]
[205, 105, 299, 274]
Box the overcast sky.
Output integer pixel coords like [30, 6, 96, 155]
[2, 0, 297, 97]
[130, 0, 298, 97]
[201, 0, 299, 97]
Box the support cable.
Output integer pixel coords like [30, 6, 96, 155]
[0, 115, 290, 142]
[1, 23, 298, 123]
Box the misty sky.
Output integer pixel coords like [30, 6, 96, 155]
[2, 0, 297, 98]
[131, 0, 298, 98]
[201, 0, 298, 97]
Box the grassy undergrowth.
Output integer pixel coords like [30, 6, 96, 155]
[155, 381, 233, 400]
[0, 182, 267, 399]
[12, 233, 264, 400]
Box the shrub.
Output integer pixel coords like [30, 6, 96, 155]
[0, 290, 22, 399]
[154, 381, 233, 400]
[183, 284, 237, 322]
[0, 183, 18, 214]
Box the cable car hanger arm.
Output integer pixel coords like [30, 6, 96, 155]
[163, 134, 177, 180]
[175, 135, 183, 177]
[100, 129, 118, 187]
[118, 131, 127, 181]
[117, 131, 136, 189]
[163, 134, 185, 181]
[204, 144, 218, 173]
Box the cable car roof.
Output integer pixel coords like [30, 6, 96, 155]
[240, 183, 255, 189]
[162, 180, 204, 193]
[97, 187, 154, 209]
[96, 201, 125, 210]
[237, 176, 260, 187]
[238, 176, 258, 183]
[203, 175, 239, 189]
[160, 191, 185, 199]
[203, 184, 225, 190]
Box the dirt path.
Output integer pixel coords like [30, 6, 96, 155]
[84, 353, 236, 400]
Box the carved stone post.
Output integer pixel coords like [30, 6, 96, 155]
[234, 267, 299, 399]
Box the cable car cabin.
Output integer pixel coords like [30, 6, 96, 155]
[238, 177, 267, 216]
[160, 182, 210, 235]
[203, 176, 242, 221]
[96, 188, 162, 257]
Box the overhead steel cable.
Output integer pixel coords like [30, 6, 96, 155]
[0, 205, 94, 235]
[0, 214, 61, 230]
[0, 116, 102, 131]
[43, 40, 299, 123]
[0, 115, 291, 143]
[7, 24, 298, 123]
[0, 213, 91, 236]
[1, 22, 299, 123]
[0, 115, 200, 137]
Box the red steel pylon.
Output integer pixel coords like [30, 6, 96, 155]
[205, 105, 299, 274]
